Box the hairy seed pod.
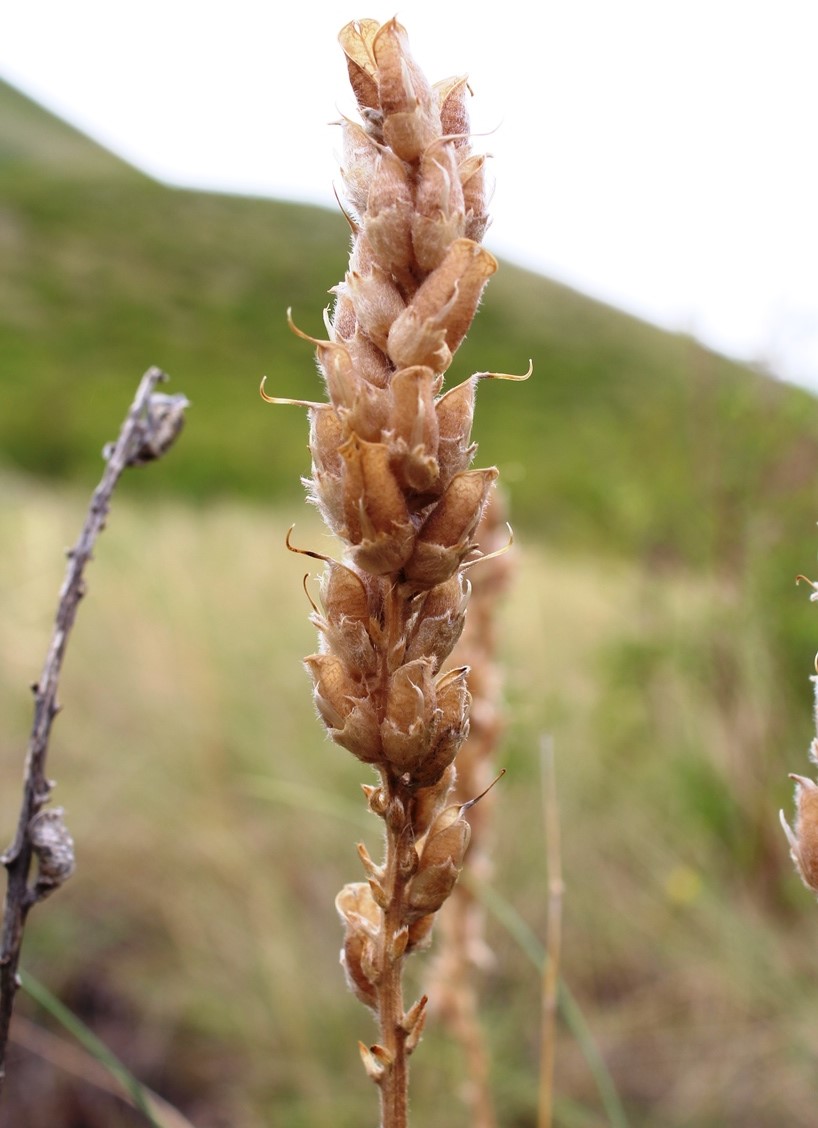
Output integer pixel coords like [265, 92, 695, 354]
[365, 148, 415, 282]
[781, 773, 818, 893]
[336, 882, 382, 1008]
[435, 377, 477, 487]
[405, 573, 470, 669]
[404, 468, 498, 587]
[386, 240, 496, 373]
[305, 654, 382, 762]
[405, 803, 471, 918]
[339, 118, 379, 219]
[343, 264, 407, 355]
[373, 19, 439, 161]
[381, 659, 435, 772]
[389, 366, 441, 493]
[412, 139, 466, 273]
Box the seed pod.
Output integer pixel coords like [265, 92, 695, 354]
[316, 617, 374, 671]
[410, 765, 456, 837]
[365, 149, 415, 283]
[406, 912, 435, 953]
[310, 330, 390, 443]
[305, 654, 382, 762]
[386, 240, 496, 373]
[405, 573, 469, 669]
[315, 561, 378, 674]
[334, 701, 384, 764]
[435, 75, 470, 147]
[381, 658, 435, 772]
[342, 930, 379, 1009]
[422, 801, 472, 870]
[404, 468, 498, 588]
[310, 405, 346, 478]
[340, 436, 408, 539]
[340, 436, 416, 575]
[389, 366, 441, 493]
[305, 652, 359, 729]
[314, 339, 361, 413]
[781, 773, 818, 893]
[409, 667, 471, 787]
[435, 376, 477, 488]
[412, 139, 466, 273]
[336, 882, 381, 1009]
[406, 857, 459, 919]
[373, 19, 439, 161]
[336, 880, 380, 937]
[342, 328, 392, 390]
[308, 406, 347, 534]
[406, 801, 471, 918]
[342, 264, 406, 355]
[320, 559, 370, 623]
[459, 152, 489, 243]
[387, 311, 450, 374]
[340, 118, 380, 219]
[338, 19, 381, 118]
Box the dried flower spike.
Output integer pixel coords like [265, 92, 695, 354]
[271, 20, 522, 1126]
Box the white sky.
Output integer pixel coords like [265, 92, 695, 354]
[2, 0, 817, 388]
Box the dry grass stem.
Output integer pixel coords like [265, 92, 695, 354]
[538, 736, 563, 1128]
[0, 368, 187, 1091]
[271, 18, 522, 1125]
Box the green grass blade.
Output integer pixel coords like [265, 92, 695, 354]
[238, 773, 371, 829]
[19, 971, 161, 1127]
[466, 875, 630, 1128]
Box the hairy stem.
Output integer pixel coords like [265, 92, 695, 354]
[378, 811, 411, 1128]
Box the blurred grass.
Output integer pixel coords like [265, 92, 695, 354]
[2, 473, 818, 1125]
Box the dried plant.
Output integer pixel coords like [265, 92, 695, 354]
[427, 488, 513, 1127]
[266, 18, 524, 1125]
[780, 576, 818, 894]
[0, 369, 188, 1092]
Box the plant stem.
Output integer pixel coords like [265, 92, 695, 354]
[0, 367, 187, 1093]
[378, 811, 410, 1128]
[538, 736, 563, 1128]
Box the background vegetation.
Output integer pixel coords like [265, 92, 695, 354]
[3, 78, 818, 1125]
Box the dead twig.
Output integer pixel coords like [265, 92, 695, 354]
[0, 367, 188, 1092]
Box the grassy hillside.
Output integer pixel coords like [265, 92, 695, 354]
[0, 79, 135, 177]
[4, 77, 818, 1126]
[4, 78, 818, 568]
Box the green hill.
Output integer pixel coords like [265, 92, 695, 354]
[4, 76, 818, 570]
[0, 78, 136, 177]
